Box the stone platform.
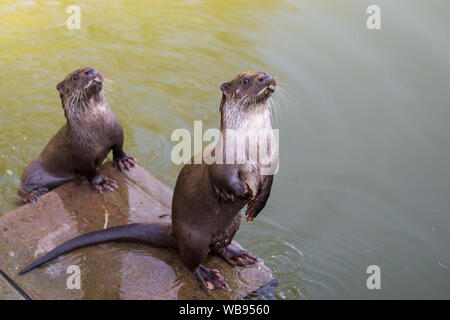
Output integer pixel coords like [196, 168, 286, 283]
[0, 163, 274, 300]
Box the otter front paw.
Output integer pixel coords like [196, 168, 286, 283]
[212, 185, 234, 201]
[235, 181, 255, 201]
[213, 182, 254, 202]
[91, 175, 119, 193]
[113, 155, 136, 172]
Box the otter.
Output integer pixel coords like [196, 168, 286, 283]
[19, 71, 279, 291]
[17, 67, 135, 204]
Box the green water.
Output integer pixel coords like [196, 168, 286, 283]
[1, 0, 450, 299]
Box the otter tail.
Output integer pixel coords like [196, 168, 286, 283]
[19, 223, 175, 275]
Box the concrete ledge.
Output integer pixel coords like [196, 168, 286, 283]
[0, 271, 25, 300]
[0, 163, 274, 300]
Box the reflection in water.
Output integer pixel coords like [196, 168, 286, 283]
[244, 233, 334, 299]
[1, 0, 450, 299]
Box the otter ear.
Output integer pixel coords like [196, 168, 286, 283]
[220, 82, 231, 94]
[56, 81, 63, 93]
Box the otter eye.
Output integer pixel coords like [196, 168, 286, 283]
[72, 74, 78, 81]
[242, 78, 249, 85]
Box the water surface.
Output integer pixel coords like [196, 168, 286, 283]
[1, 0, 449, 299]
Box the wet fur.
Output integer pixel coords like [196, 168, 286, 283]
[20, 71, 278, 291]
[18, 67, 133, 204]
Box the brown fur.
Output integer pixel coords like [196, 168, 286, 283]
[20, 71, 278, 292]
[18, 67, 135, 205]
[172, 71, 278, 289]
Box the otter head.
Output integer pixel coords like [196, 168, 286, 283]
[220, 71, 277, 109]
[56, 67, 105, 113]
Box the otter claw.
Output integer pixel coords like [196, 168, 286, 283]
[216, 244, 258, 267]
[92, 176, 118, 193]
[114, 155, 136, 172]
[25, 193, 39, 206]
[194, 265, 228, 291]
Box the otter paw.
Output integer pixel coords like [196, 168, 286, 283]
[212, 185, 234, 201]
[24, 193, 39, 206]
[217, 244, 258, 267]
[236, 182, 255, 201]
[194, 265, 228, 291]
[114, 155, 136, 172]
[92, 175, 119, 193]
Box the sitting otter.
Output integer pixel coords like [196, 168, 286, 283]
[18, 67, 135, 204]
[20, 71, 279, 291]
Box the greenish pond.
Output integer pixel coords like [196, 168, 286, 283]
[1, 0, 449, 299]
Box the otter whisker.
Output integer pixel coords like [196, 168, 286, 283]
[278, 86, 290, 105]
[269, 98, 281, 125]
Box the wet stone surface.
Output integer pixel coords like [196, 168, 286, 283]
[0, 273, 24, 300]
[0, 163, 274, 300]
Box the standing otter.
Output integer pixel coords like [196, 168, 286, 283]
[19, 71, 278, 291]
[18, 67, 135, 204]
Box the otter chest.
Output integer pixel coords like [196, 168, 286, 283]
[72, 108, 117, 162]
[234, 110, 278, 189]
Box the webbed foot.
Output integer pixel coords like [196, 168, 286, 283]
[114, 155, 136, 172]
[216, 243, 258, 266]
[194, 265, 228, 291]
[24, 192, 39, 206]
[91, 175, 119, 193]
